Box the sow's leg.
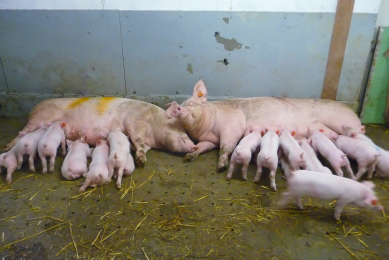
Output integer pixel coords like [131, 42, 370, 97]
[125, 121, 151, 168]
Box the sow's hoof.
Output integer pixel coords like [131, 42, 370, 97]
[217, 164, 227, 173]
[184, 152, 199, 162]
[135, 151, 146, 168]
[217, 157, 229, 172]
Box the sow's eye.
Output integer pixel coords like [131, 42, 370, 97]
[371, 200, 378, 205]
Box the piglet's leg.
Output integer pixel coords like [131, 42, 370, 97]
[367, 163, 376, 179]
[40, 155, 48, 174]
[253, 163, 263, 183]
[269, 169, 277, 191]
[184, 141, 217, 162]
[116, 168, 124, 190]
[241, 161, 249, 181]
[334, 200, 347, 221]
[6, 166, 17, 184]
[49, 156, 55, 173]
[295, 197, 303, 209]
[345, 163, 356, 180]
[355, 166, 367, 181]
[28, 155, 36, 172]
[333, 167, 344, 177]
[226, 158, 236, 181]
[278, 192, 291, 207]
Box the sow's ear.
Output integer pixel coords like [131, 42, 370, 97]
[192, 79, 208, 103]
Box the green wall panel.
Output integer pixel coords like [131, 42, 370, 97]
[361, 27, 389, 124]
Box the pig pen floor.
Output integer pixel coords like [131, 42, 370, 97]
[1, 118, 389, 260]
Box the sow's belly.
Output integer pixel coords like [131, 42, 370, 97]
[234, 97, 361, 135]
[28, 97, 132, 145]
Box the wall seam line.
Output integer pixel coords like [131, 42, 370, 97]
[0, 56, 9, 92]
[118, 11, 127, 96]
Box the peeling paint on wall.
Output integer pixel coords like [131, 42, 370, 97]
[215, 33, 243, 51]
[186, 63, 193, 74]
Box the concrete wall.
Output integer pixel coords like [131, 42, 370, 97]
[376, 0, 389, 26]
[0, 0, 381, 117]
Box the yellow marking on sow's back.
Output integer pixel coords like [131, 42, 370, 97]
[67, 97, 92, 109]
[96, 97, 117, 114]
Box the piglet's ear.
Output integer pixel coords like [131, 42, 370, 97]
[362, 181, 375, 189]
[192, 79, 208, 103]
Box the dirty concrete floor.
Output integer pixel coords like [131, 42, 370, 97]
[0, 118, 389, 260]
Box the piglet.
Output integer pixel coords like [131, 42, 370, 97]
[61, 137, 91, 180]
[38, 121, 66, 174]
[279, 170, 383, 220]
[79, 140, 110, 193]
[342, 125, 389, 178]
[279, 130, 306, 170]
[113, 152, 135, 180]
[15, 125, 48, 172]
[107, 128, 131, 189]
[299, 138, 332, 174]
[335, 135, 380, 180]
[255, 129, 280, 191]
[310, 129, 355, 179]
[279, 155, 293, 178]
[226, 130, 262, 181]
[0, 145, 20, 184]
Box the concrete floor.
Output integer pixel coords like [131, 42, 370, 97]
[0, 118, 389, 260]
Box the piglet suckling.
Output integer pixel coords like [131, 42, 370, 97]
[61, 138, 91, 180]
[15, 125, 48, 172]
[226, 129, 262, 181]
[79, 140, 110, 193]
[279, 170, 383, 220]
[335, 135, 380, 180]
[113, 152, 135, 182]
[38, 121, 66, 174]
[299, 138, 332, 175]
[255, 129, 280, 191]
[107, 128, 131, 189]
[279, 130, 306, 171]
[310, 129, 355, 180]
[342, 125, 389, 178]
[0, 145, 20, 184]
[279, 155, 293, 178]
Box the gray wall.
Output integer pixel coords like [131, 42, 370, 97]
[0, 10, 377, 117]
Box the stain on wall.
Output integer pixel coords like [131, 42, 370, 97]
[215, 33, 244, 51]
[186, 63, 193, 74]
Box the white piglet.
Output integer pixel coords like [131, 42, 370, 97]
[107, 128, 131, 189]
[61, 138, 91, 180]
[226, 129, 262, 181]
[279, 170, 383, 221]
[255, 129, 280, 191]
[299, 138, 332, 174]
[310, 129, 355, 179]
[38, 121, 66, 174]
[335, 135, 380, 180]
[0, 145, 20, 184]
[15, 125, 48, 172]
[279, 130, 306, 170]
[342, 125, 389, 178]
[114, 152, 135, 180]
[79, 140, 110, 193]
